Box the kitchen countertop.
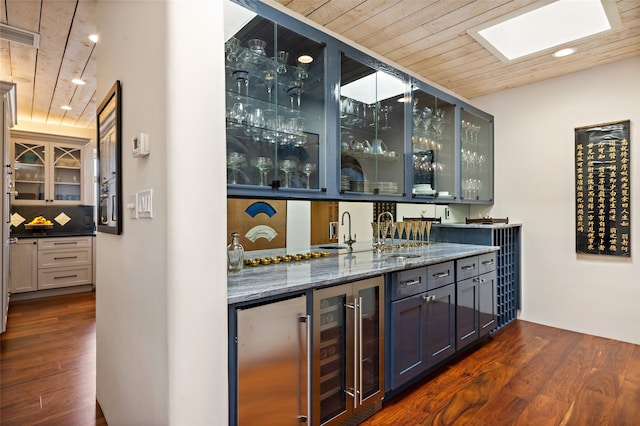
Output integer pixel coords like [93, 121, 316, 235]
[11, 232, 96, 238]
[436, 222, 521, 229]
[228, 241, 498, 305]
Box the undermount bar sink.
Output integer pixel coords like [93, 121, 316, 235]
[386, 253, 421, 258]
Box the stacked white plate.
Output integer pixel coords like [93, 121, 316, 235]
[340, 175, 351, 191]
[413, 184, 435, 195]
[350, 180, 373, 192]
[378, 181, 398, 194]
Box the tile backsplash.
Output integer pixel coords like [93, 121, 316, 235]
[11, 205, 95, 236]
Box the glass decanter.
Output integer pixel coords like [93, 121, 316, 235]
[227, 232, 244, 272]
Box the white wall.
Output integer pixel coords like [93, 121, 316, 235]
[471, 57, 640, 344]
[96, 0, 227, 424]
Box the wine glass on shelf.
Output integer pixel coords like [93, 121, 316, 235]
[380, 105, 392, 130]
[262, 70, 275, 103]
[279, 159, 298, 188]
[287, 80, 303, 109]
[230, 102, 247, 127]
[251, 156, 273, 186]
[226, 152, 246, 185]
[301, 162, 316, 189]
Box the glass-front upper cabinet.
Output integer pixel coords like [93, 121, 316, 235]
[410, 86, 455, 201]
[340, 53, 405, 196]
[13, 140, 83, 204]
[460, 108, 493, 202]
[225, 3, 324, 191]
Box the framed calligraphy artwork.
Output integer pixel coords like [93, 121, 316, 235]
[575, 120, 630, 256]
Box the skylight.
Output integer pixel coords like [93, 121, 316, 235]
[467, 0, 621, 62]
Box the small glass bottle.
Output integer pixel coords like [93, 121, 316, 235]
[227, 232, 244, 272]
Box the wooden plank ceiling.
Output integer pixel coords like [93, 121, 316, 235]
[1, 0, 639, 130]
[0, 0, 96, 129]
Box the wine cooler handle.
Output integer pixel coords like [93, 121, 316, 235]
[305, 314, 312, 424]
[345, 302, 357, 409]
[358, 296, 363, 406]
[298, 315, 312, 424]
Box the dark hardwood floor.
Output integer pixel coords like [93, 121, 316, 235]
[0, 291, 106, 426]
[363, 320, 640, 426]
[2, 292, 639, 426]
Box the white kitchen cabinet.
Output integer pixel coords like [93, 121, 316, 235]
[11, 130, 90, 205]
[9, 236, 93, 294]
[37, 237, 92, 290]
[9, 239, 38, 293]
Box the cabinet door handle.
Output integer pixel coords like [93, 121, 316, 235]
[54, 241, 78, 245]
[461, 264, 476, 271]
[54, 256, 78, 260]
[54, 274, 78, 279]
[432, 271, 450, 278]
[423, 295, 436, 303]
[401, 278, 421, 286]
[482, 259, 494, 265]
[357, 296, 363, 406]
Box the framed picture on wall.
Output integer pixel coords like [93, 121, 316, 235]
[97, 81, 123, 235]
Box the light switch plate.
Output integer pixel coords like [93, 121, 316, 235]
[128, 193, 138, 219]
[137, 189, 153, 219]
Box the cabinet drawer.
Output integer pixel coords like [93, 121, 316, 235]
[426, 261, 454, 290]
[38, 265, 92, 289]
[38, 248, 91, 268]
[478, 253, 496, 274]
[38, 237, 92, 250]
[457, 256, 479, 281]
[391, 267, 427, 301]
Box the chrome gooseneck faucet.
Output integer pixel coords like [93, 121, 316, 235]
[373, 211, 394, 255]
[341, 211, 356, 251]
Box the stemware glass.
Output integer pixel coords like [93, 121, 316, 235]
[379, 221, 391, 248]
[262, 70, 275, 103]
[301, 162, 316, 189]
[417, 221, 426, 246]
[394, 222, 405, 248]
[279, 159, 297, 188]
[380, 105, 392, 130]
[425, 220, 433, 245]
[277, 51, 289, 74]
[232, 67, 250, 96]
[287, 80, 303, 109]
[230, 102, 247, 127]
[227, 152, 246, 184]
[251, 156, 273, 186]
[371, 222, 379, 241]
[225, 37, 240, 62]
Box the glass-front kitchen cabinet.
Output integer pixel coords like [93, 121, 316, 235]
[12, 132, 85, 205]
[339, 53, 405, 197]
[224, 0, 494, 205]
[410, 84, 456, 201]
[225, 4, 325, 193]
[460, 107, 494, 203]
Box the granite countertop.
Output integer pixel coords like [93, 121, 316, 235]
[436, 222, 521, 229]
[227, 241, 498, 305]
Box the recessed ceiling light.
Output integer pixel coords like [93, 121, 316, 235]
[467, 0, 621, 62]
[72, 78, 86, 85]
[89, 34, 98, 43]
[553, 47, 577, 58]
[297, 55, 313, 64]
[61, 105, 72, 111]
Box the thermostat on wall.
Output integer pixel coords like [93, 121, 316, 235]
[132, 132, 150, 157]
